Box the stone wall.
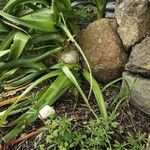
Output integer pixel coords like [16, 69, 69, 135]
[115, 0, 150, 115]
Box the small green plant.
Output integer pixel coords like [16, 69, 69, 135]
[34, 115, 84, 150]
[113, 132, 147, 150]
[33, 110, 148, 150]
[34, 115, 117, 150]
[80, 115, 119, 150]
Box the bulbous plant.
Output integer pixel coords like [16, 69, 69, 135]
[0, 0, 108, 142]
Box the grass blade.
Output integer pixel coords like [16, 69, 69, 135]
[0, 68, 18, 82]
[62, 66, 98, 119]
[82, 69, 108, 120]
[102, 78, 122, 92]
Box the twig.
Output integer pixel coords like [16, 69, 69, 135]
[0, 95, 27, 107]
[1, 84, 30, 98]
[6, 127, 44, 146]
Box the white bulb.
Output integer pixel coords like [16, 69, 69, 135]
[59, 50, 78, 64]
[38, 105, 55, 120]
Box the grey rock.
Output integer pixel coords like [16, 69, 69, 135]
[125, 36, 150, 76]
[80, 19, 128, 83]
[106, 1, 115, 11]
[122, 72, 150, 115]
[105, 1, 115, 18]
[105, 12, 115, 18]
[115, 0, 150, 49]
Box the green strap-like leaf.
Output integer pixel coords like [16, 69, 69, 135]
[0, 21, 9, 33]
[4, 68, 39, 83]
[0, 68, 18, 82]
[16, 69, 62, 101]
[0, 30, 16, 51]
[10, 70, 44, 87]
[0, 49, 9, 57]
[62, 65, 97, 119]
[31, 33, 65, 44]
[0, 9, 57, 32]
[2, 124, 23, 142]
[8, 32, 30, 61]
[35, 73, 72, 110]
[82, 69, 108, 120]
[0, 47, 62, 72]
[3, 0, 50, 13]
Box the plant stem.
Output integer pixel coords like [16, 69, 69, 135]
[60, 23, 93, 100]
[6, 127, 44, 145]
[95, 0, 108, 18]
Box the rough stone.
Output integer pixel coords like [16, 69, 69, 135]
[122, 72, 150, 115]
[80, 19, 128, 83]
[125, 36, 150, 76]
[115, 0, 150, 49]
